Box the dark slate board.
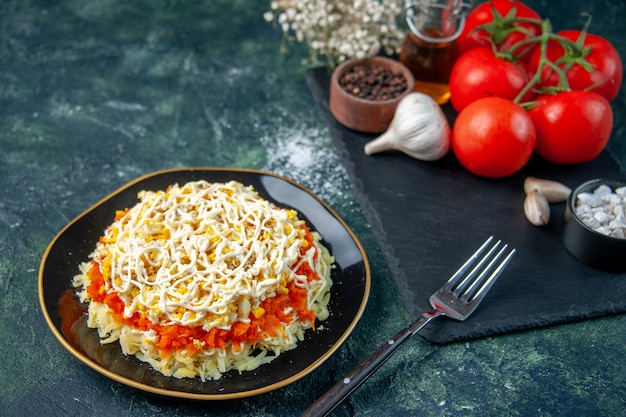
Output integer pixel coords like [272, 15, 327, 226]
[305, 66, 626, 344]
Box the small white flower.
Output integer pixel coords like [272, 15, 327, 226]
[265, 0, 405, 64]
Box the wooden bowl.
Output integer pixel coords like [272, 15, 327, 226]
[329, 56, 414, 134]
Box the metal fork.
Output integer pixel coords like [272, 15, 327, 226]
[300, 236, 516, 417]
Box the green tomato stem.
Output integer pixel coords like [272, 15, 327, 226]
[513, 20, 574, 105]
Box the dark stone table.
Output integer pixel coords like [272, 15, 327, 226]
[1, 1, 624, 416]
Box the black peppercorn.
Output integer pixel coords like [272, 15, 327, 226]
[339, 64, 408, 101]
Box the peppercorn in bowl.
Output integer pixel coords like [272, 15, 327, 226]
[563, 178, 626, 272]
[329, 56, 414, 134]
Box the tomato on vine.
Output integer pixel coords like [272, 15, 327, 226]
[527, 90, 613, 164]
[528, 29, 623, 102]
[452, 97, 536, 178]
[458, 0, 542, 60]
[449, 47, 535, 112]
[449, 9, 619, 177]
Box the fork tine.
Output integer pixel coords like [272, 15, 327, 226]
[443, 236, 495, 291]
[453, 238, 504, 295]
[462, 243, 516, 302]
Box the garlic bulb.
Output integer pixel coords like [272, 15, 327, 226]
[364, 92, 450, 161]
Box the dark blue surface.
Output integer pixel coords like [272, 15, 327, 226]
[1, 1, 626, 416]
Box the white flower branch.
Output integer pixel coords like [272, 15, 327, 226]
[264, 0, 407, 66]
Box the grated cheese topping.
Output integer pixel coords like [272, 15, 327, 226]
[91, 180, 320, 330]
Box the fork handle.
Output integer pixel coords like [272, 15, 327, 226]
[300, 313, 438, 417]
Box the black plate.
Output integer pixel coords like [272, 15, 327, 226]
[38, 168, 370, 400]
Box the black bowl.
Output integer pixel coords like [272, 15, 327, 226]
[563, 178, 626, 272]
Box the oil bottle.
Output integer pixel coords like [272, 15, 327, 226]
[399, 1, 472, 104]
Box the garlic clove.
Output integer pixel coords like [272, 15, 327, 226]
[523, 177, 572, 203]
[524, 189, 551, 226]
[363, 92, 450, 161]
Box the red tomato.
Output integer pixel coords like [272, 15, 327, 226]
[452, 97, 536, 178]
[458, 0, 542, 59]
[528, 30, 623, 102]
[527, 91, 613, 164]
[449, 47, 534, 112]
